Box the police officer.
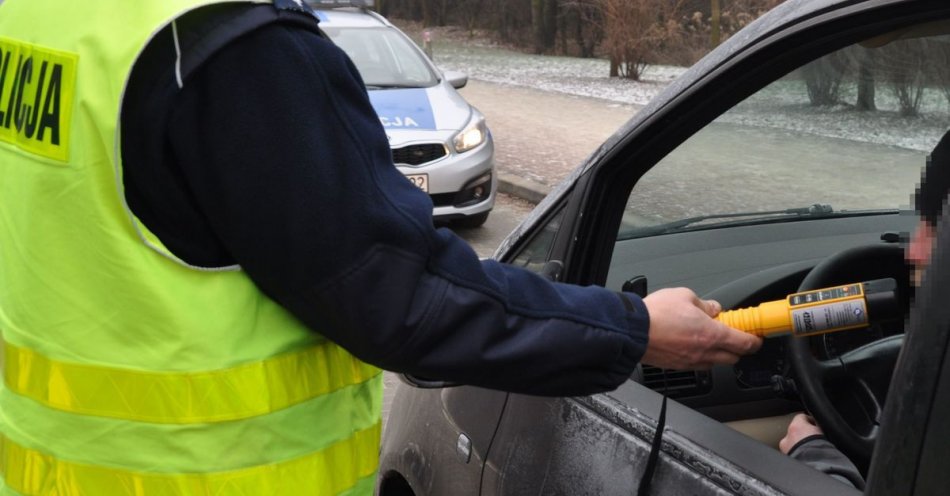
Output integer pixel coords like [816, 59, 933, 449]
[0, 1, 760, 494]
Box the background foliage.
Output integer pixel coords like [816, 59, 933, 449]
[377, 0, 784, 79]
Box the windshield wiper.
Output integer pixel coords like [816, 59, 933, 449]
[624, 203, 835, 238]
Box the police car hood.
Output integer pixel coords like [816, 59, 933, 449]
[367, 83, 473, 146]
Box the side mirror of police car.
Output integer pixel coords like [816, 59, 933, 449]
[443, 70, 468, 90]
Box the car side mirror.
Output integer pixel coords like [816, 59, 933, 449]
[622, 275, 648, 297]
[443, 70, 468, 89]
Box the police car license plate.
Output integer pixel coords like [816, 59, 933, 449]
[406, 174, 428, 193]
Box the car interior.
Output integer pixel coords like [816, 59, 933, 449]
[605, 21, 950, 469]
[509, 17, 950, 476]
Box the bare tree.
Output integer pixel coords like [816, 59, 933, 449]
[382, 0, 785, 65]
[531, 0, 560, 53]
[589, 0, 685, 80]
[927, 37, 950, 109]
[710, 0, 721, 47]
[852, 46, 877, 111]
[800, 54, 845, 106]
[561, 0, 604, 58]
[456, 0, 485, 34]
[878, 39, 928, 116]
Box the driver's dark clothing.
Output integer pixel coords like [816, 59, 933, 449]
[918, 130, 950, 227]
[788, 435, 866, 489]
[120, 4, 650, 396]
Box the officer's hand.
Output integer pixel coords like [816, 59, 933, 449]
[779, 413, 823, 454]
[640, 287, 762, 370]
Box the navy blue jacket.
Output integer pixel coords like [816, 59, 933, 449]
[120, 5, 649, 396]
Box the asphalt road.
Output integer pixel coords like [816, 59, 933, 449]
[459, 80, 639, 189]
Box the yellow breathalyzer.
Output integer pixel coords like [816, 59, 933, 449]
[716, 278, 900, 338]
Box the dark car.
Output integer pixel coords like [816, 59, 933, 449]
[377, 0, 950, 495]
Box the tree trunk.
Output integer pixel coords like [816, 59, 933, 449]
[558, 6, 568, 55]
[421, 0, 432, 26]
[543, 0, 558, 50]
[532, 0, 544, 53]
[855, 56, 876, 111]
[437, 0, 447, 26]
[710, 0, 721, 47]
[497, 0, 510, 42]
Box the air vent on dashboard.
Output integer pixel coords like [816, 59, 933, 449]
[641, 366, 713, 398]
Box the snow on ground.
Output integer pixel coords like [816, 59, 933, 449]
[730, 79, 950, 152]
[430, 42, 684, 107]
[400, 23, 950, 153]
[416, 28, 685, 107]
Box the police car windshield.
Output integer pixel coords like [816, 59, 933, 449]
[323, 27, 438, 88]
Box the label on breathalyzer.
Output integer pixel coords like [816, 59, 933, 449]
[789, 284, 862, 306]
[791, 299, 869, 336]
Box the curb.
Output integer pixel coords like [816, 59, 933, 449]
[497, 172, 551, 205]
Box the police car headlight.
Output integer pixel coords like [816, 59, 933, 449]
[453, 116, 488, 154]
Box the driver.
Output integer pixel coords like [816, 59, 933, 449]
[778, 129, 950, 489]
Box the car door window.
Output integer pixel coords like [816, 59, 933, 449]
[618, 34, 950, 241]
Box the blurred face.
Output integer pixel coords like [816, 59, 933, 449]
[907, 220, 936, 286]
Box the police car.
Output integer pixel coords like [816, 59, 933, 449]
[311, 1, 496, 228]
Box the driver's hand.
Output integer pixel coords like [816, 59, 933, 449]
[780, 413, 824, 454]
[640, 287, 762, 370]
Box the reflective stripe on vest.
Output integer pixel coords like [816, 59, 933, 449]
[0, 424, 381, 495]
[5, 341, 380, 423]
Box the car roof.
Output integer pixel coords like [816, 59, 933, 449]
[311, 7, 392, 29]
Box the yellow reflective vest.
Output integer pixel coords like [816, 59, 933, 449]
[0, 1, 382, 494]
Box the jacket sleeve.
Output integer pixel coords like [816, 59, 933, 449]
[166, 23, 649, 396]
[787, 435, 866, 490]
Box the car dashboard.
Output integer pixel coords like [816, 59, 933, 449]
[606, 212, 915, 426]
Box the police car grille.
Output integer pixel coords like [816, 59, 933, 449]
[392, 144, 447, 166]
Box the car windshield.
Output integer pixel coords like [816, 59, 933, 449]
[619, 28, 950, 240]
[322, 26, 438, 88]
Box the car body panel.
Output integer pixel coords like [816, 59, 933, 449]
[378, 383, 507, 496]
[369, 85, 472, 132]
[480, 390, 857, 496]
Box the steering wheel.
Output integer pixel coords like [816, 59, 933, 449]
[787, 243, 909, 473]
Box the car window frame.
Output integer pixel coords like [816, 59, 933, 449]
[549, 0, 950, 289]
[493, 1, 950, 493]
